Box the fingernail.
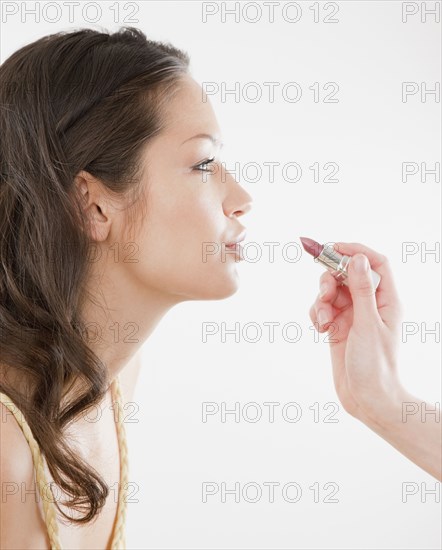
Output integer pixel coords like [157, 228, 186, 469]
[318, 310, 328, 326]
[319, 282, 328, 298]
[353, 254, 369, 273]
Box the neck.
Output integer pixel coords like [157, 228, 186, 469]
[79, 261, 184, 385]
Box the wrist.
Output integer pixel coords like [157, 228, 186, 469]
[353, 378, 411, 430]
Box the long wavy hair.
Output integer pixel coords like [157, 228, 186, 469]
[0, 27, 189, 523]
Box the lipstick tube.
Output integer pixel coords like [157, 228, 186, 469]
[316, 243, 381, 290]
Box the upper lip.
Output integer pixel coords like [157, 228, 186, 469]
[226, 229, 247, 246]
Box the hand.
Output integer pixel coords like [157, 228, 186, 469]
[309, 242, 405, 420]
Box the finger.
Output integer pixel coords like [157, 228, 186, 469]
[310, 300, 340, 332]
[309, 303, 329, 331]
[332, 242, 402, 325]
[313, 272, 351, 331]
[332, 242, 399, 300]
[318, 271, 352, 311]
[347, 253, 382, 326]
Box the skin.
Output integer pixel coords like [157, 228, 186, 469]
[77, 75, 253, 394]
[0, 75, 253, 549]
[59, 76, 442, 486]
[1, 74, 440, 549]
[309, 244, 441, 481]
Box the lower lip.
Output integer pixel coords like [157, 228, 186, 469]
[225, 243, 243, 260]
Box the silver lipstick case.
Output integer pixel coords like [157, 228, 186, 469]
[315, 244, 381, 290]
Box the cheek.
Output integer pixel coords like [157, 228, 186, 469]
[128, 182, 230, 294]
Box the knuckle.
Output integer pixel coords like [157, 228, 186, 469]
[357, 283, 377, 297]
[319, 271, 335, 288]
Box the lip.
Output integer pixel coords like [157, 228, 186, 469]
[225, 230, 247, 247]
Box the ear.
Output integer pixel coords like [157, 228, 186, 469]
[74, 170, 112, 242]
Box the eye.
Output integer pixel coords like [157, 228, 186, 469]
[193, 157, 216, 173]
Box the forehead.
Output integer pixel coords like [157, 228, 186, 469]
[158, 75, 221, 141]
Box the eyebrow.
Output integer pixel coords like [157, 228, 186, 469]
[181, 133, 224, 147]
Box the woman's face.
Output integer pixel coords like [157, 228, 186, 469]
[112, 75, 253, 302]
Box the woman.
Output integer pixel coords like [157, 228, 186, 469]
[0, 27, 440, 550]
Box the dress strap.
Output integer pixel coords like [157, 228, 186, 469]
[0, 391, 63, 550]
[110, 375, 128, 549]
[0, 375, 128, 550]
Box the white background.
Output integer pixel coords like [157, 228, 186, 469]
[1, 1, 441, 549]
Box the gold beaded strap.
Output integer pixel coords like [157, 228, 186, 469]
[110, 375, 129, 549]
[0, 376, 128, 550]
[0, 389, 63, 549]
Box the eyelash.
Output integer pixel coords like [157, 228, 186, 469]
[194, 157, 216, 173]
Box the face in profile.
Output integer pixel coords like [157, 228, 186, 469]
[103, 75, 253, 304]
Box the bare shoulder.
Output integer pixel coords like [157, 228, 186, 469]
[0, 399, 50, 549]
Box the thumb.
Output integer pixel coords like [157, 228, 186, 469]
[347, 253, 380, 325]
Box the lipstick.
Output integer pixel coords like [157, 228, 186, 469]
[300, 237, 381, 290]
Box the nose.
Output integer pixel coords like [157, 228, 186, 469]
[223, 170, 253, 219]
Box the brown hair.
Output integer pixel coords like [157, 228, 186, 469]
[0, 27, 189, 523]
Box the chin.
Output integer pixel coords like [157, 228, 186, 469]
[211, 263, 243, 299]
[187, 269, 241, 301]
[208, 281, 240, 301]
